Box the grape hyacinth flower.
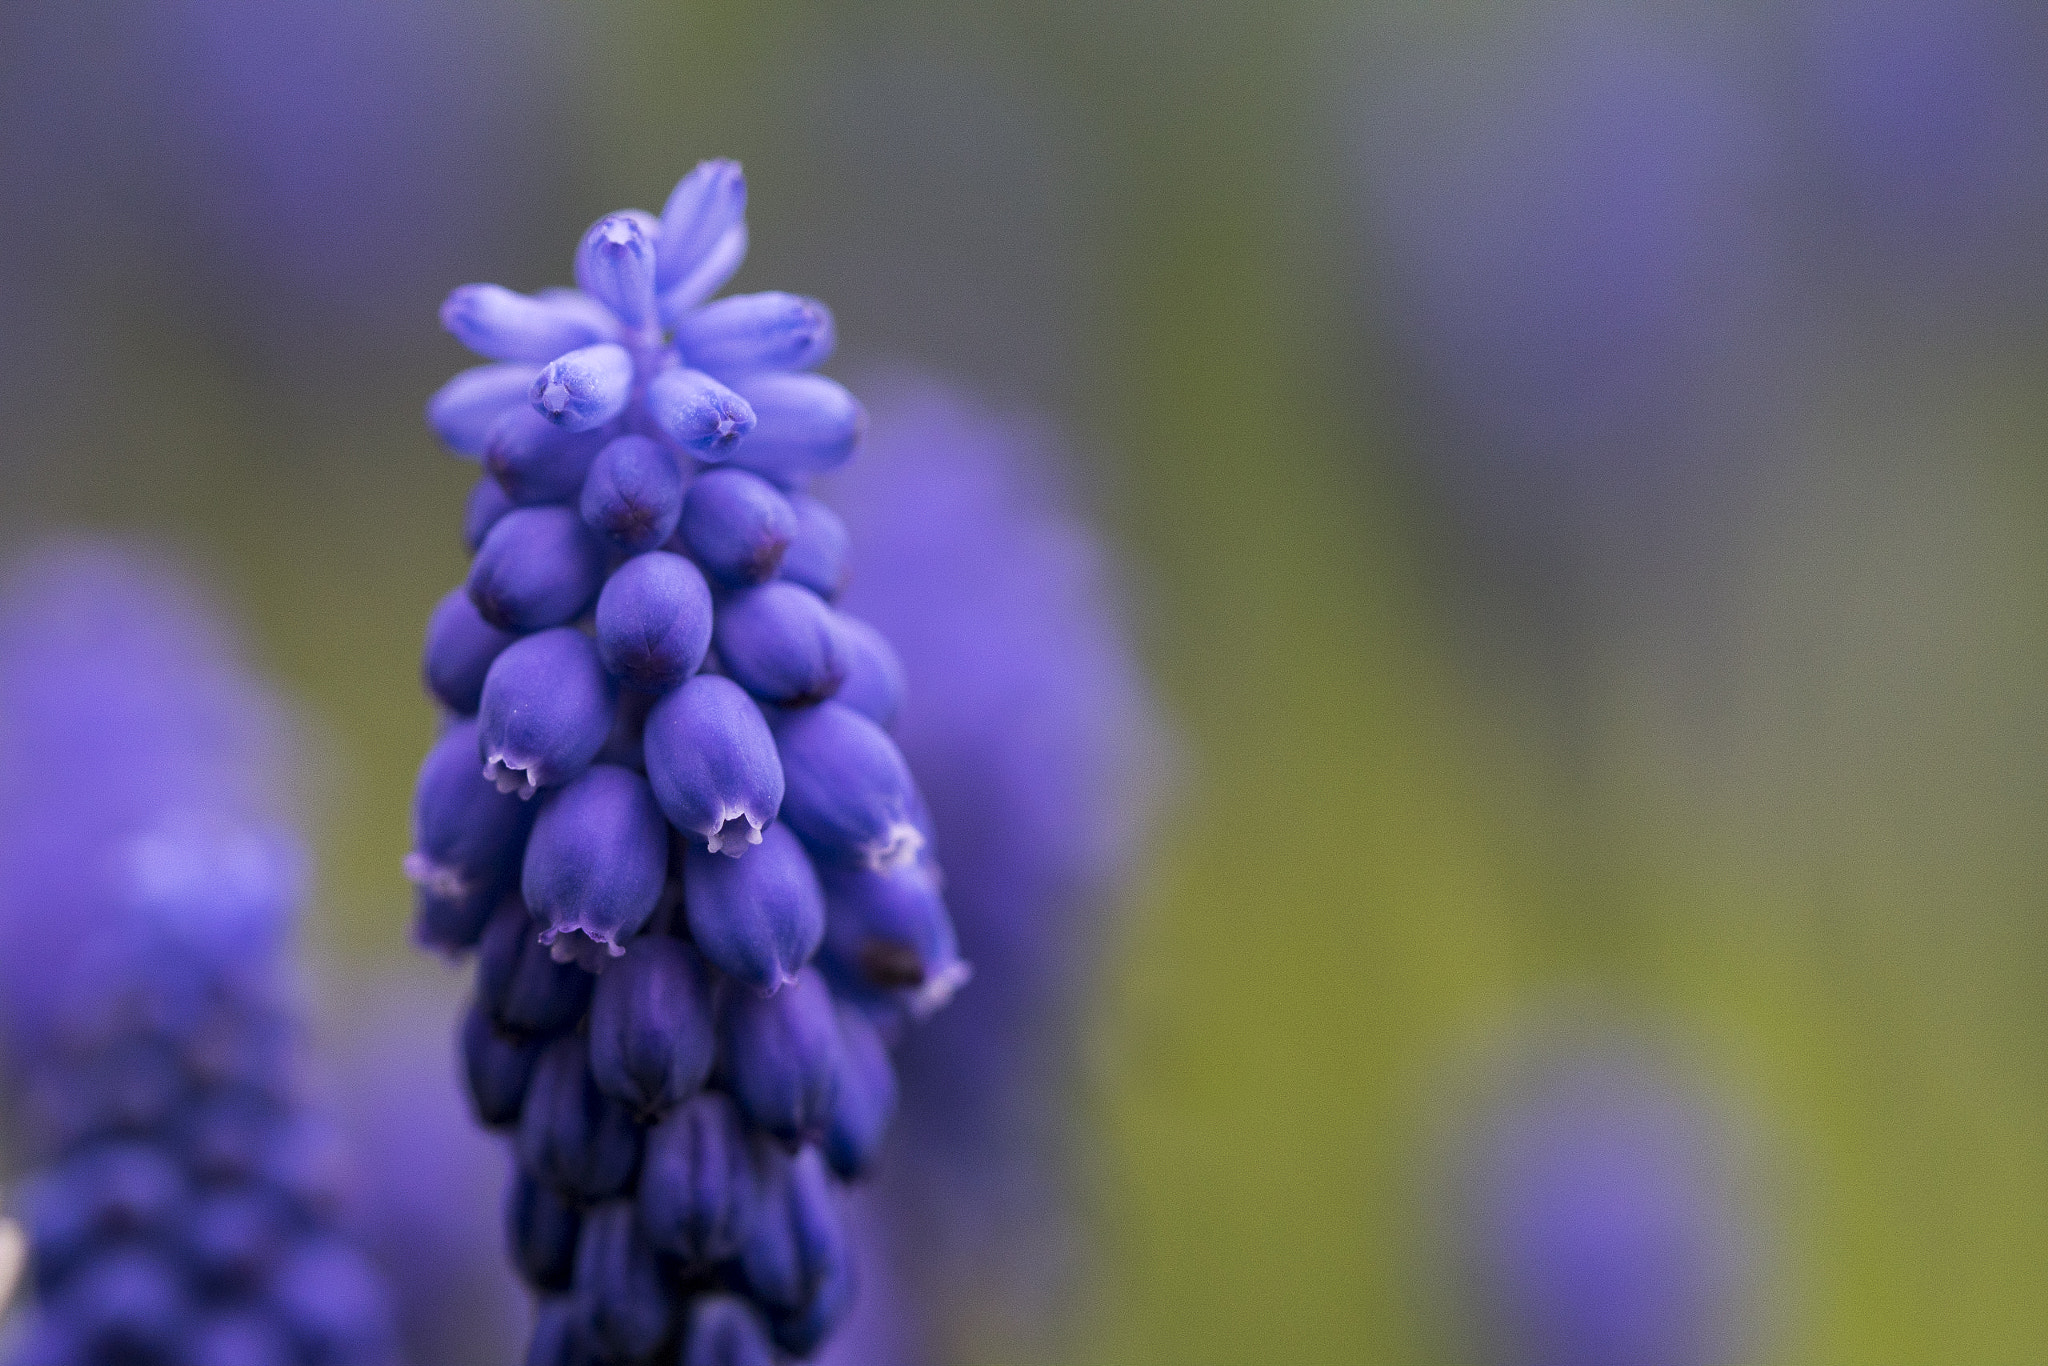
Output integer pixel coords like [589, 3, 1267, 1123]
[1434, 1037, 1757, 1366]
[409, 162, 959, 1364]
[0, 545, 401, 1366]
[820, 375, 1163, 1364]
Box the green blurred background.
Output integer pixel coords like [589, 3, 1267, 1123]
[4, 0, 2047, 1361]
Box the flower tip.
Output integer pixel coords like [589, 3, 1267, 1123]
[910, 959, 972, 1018]
[400, 851, 469, 901]
[483, 755, 540, 801]
[864, 821, 926, 874]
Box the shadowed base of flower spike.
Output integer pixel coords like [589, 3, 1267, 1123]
[409, 162, 957, 1364]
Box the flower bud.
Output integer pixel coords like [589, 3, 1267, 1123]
[506, 1170, 580, 1293]
[269, 1240, 398, 1366]
[56, 1247, 188, 1361]
[484, 408, 607, 506]
[573, 1201, 675, 1362]
[778, 493, 850, 600]
[819, 856, 969, 1017]
[587, 937, 716, 1118]
[714, 581, 847, 707]
[423, 587, 516, 716]
[530, 342, 635, 433]
[517, 1036, 642, 1203]
[407, 721, 535, 945]
[774, 701, 926, 871]
[679, 468, 798, 587]
[823, 1001, 898, 1180]
[595, 551, 713, 693]
[428, 362, 541, 457]
[648, 366, 756, 457]
[684, 1296, 777, 1366]
[522, 766, 670, 956]
[720, 968, 840, 1145]
[441, 284, 617, 362]
[580, 435, 683, 553]
[724, 373, 865, 484]
[638, 1093, 753, 1267]
[738, 1144, 846, 1313]
[476, 898, 595, 1040]
[574, 213, 660, 330]
[682, 823, 824, 994]
[769, 1247, 857, 1358]
[186, 1188, 285, 1294]
[461, 1001, 542, 1130]
[477, 629, 617, 799]
[830, 613, 905, 730]
[675, 292, 835, 376]
[466, 507, 607, 633]
[463, 476, 515, 551]
[643, 675, 783, 854]
[658, 161, 748, 295]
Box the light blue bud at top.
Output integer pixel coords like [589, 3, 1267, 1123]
[818, 856, 966, 1018]
[823, 1001, 897, 1181]
[715, 581, 848, 708]
[644, 674, 784, 854]
[466, 507, 607, 633]
[580, 435, 684, 553]
[461, 1001, 541, 1129]
[507, 1169, 580, 1293]
[779, 493, 850, 600]
[530, 342, 635, 433]
[463, 477, 515, 552]
[680, 468, 798, 587]
[774, 702, 926, 872]
[574, 212, 660, 330]
[476, 898, 595, 1041]
[522, 765, 669, 957]
[723, 373, 866, 484]
[422, 587, 516, 716]
[574, 1201, 675, 1363]
[647, 366, 756, 457]
[720, 967, 841, 1144]
[517, 1035, 642, 1204]
[428, 362, 541, 457]
[682, 822, 825, 994]
[406, 720, 535, 947]
[738, 1142, 847, 1313]
[477, 629, 616, 799]
[657, 160, 748, 302]
[675, 292, 836, 377]
[638, 1092, 753, 1267]
[587, 936, 716, 1118]
[484, 408, 607, 506]
[595, 551, 714, 693]
[683, 1296, 777, 1366]
[830, 613, 905, 731]
[441, 284, 616, 362]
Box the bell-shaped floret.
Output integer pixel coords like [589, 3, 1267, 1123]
[572, 1202, 675, 1363]
[714, 581, 847, 707]
[657, 161, 748, 308]
[422, 587, 516, 717]
[778, 493, 850, 600]
[644, 675, 783, 855]
[647, 366, 755, 457]
[829, 613, 905, 730]
[638, 1093, 753, 1268]
[463, 476, 514, 551]
[595, 551, 713, 692]
[441, 284, 616, 362]
[477, 629, 616, 800]
[574, 213, 660, 329]
[819, 855, 969, 1018]
[679, 468, 797, 587]
[774, 701, 926, 871]
[466, 507, 607, 633]
[723, 373, 865, 484]
[407, 720, 535, 946]
[476, 899, 595, 1040]
[516, 1036, 642, 1203]
[428, 363, 541, 457]
[580, 435, 683, 553]
[769, 1243, 858, 1358]
[720, 968, 840, 1145]
[588, 936, 716, 1117]
[530, 343, 635, 433]
[484, 409, 607, 506]
[823, 1001, 898, 1180]
[682, 823, 824, 994]
[675, 292, 835, 376]
[682, 1296, 778, 1366]
[521, 765, 669, 957]
[460, 1002, 542, 1130]
[506, 1169, 581, 1294]
[737, 1143, 847, 1313]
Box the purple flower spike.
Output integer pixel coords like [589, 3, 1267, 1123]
[587, 937, 717, 1118]
[647, 366, 757, 456]
[441, 283, 617, 363]
[575, 212, 661, 330]
[521, 765, 670, 957]
[595, 551, 714, 693]
[644, 675, 784, 855]
[676, 291, 837, 376]
[466, 506, 607, 632]
[580, 435, 684, 553]
[530, 341, 637, 433]
[715, 581, 848, 707]
[719, 968, 842, 1145]
[680, 468, 799, 588]
[428, 362, 542, 457]
[773, 701, 926, 871]
[682, 823, 826, 994]
[477, 628, 616, 799]
[724, 373, 867, 484]
[639, 1093, 755, 1267]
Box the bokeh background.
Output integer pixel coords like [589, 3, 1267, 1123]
[4, 0, 2047, 1361]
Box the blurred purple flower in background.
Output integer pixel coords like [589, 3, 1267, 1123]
[1434, 1033, 1758, 1366]
[823, 373, 1164, 1364]
[0, 544, 402, 1366]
